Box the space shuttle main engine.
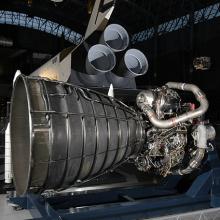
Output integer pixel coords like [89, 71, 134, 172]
[99, 23, 129, 52]
[71, 23, 149, 89]
[86, 44, 116, 75]
[10, 75, 145, 195]
[10, 74, 215, 195]
[7, 3, 220, 219]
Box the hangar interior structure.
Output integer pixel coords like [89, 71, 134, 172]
[0, 0, 220, 219]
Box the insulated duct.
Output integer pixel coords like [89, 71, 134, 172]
[117, 49, 148, 78]
[86, 44, 116, 75]
[10, 75, 145, 195]
[100, 24, 129, 52]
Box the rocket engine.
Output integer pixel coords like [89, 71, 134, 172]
[9, 24, 215, 195]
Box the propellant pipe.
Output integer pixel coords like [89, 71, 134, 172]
[137, 82, 209, 129]
[175, 124, 215, 175]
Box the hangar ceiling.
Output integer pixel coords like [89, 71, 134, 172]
[0, 0, 219, 35]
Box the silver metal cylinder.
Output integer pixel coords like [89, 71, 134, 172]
[86, 44, 116, 75]
[197, 125, 208, 149]
[118, 49, 148, 78]
[206, 125, 216, 140]
[100, 24, 129, 52]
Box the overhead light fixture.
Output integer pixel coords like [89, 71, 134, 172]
[50, 0, 63, 3]
[193, 57, 211, 70]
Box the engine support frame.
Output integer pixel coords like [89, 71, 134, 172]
[8, 150, 220, 220]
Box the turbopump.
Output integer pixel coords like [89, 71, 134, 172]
[136, 83, 215, 176]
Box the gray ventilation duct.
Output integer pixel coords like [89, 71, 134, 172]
[100, 24, 129, 52]
[86, 44, 116, 75]
[118, 49, 148, 78]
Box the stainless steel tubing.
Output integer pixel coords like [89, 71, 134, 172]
[118, 49, 148, 78]
[100, 24, 129, 52]
[137, 83, 209, 129]
[176, 148, 205, 175]
[176, 124, 211, 175]
[86, 44, 116, 75]
[206, 125, 216, 140]
[10, 75, 145, 195]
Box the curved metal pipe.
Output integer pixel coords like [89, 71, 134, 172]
[86, 44, 116, 75]
[178, 125, 207, 175]
[100, 24, 129, 52]
[118, 49, 148, 78]
[176, 148, 205, 175]
[137, 83, 209, 129]
[175, 124, 215, 175]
